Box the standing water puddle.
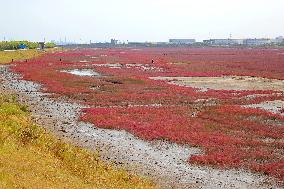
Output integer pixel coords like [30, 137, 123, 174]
[61, 69, 100, 77]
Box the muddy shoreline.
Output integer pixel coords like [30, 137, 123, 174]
[0, 64, 281, 189]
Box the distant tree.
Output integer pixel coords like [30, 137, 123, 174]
[45, 42, 56, 48]
[0, 41, 39, 51]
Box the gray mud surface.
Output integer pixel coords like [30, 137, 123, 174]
[0, 65, 281, 189]
[151, 76, 284, 92]
[244, 100, 284, 116]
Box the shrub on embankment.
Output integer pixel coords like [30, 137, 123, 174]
[0, 41, 56, 51]
[0, 41, 38, 50]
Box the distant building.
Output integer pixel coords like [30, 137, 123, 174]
[54, 40, 76, 46]
[274, 36, 284, 44]
[243, 38, 272, 46]
[169, 39, 196, 44]
[203, 38, 274, 46]
[156, 42, 168, 45]
[203, 39, 243, 46]
[110, 39, 118, 45]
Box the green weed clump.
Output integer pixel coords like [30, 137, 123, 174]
[0, 41, 56, 51]
[0, 41, 39, 51]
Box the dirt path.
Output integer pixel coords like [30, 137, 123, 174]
[0, 65, 281, 189]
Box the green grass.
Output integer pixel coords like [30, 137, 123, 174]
[0, 94, 158, 189]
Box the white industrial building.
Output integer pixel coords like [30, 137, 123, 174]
[169, 39, 196, 44]
[203, 37, 284, 46]
[243, 38, 272, 46]
[274, 36, 284, 44]
[203, 39, 244, 46]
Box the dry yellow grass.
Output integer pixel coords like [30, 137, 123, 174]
[0, 48, 64, 64]
[0, 49, 43, 64]
[0, 94, 158, 189]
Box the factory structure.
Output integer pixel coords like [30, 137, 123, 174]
[58, 36, 284, 48]
[169, 39, 196, 45]
[163, 37, 283, 46]
[203, 36, 283, 46]
[203, 39, 244, 46]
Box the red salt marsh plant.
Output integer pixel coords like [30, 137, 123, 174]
[81, 105, 284, 181]
[11, 48, 284, 182]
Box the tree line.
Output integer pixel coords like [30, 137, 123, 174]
[0, 41, 56, 50]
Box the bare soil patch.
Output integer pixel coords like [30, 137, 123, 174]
[152, 76, 284, 92]
[244, 100, 284, 116]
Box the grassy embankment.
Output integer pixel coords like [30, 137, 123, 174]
[0, 48, 62, 64]
[0, 95, 157, 188]
[0, 49, 43, 64]
[0, 51, 158, 188]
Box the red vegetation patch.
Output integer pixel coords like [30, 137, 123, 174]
[12, 48, 284, 182]
[81, 105, 284, 181]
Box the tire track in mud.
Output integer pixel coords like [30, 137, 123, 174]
[0, 65, 281, 189]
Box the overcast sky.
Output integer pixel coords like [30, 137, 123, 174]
[0, 0, 284, 43]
